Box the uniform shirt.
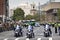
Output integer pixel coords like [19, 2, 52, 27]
[28, 25, 33, 30]
[15, 25, 20, 30]
[58, 23, 60, 27]
[55, 23, 58, 27]
[45, 24, 49, 29]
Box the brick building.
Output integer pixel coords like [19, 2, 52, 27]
[0, 0, 9, 22]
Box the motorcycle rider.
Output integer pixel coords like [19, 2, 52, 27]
[15, 24, 20, 30]
[14, 23, 23, 36]
[27, 24, 33, 32]
[26, 24, 34, 38]
[44, 23, 52, 34]
[15, 23, 22, 32]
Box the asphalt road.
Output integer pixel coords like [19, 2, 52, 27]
[0, 26, 60, 40]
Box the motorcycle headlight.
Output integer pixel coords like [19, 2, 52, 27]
[29, 30, 30, 31]
[15, 32, 18, 33]
[46, 29, 47, 30]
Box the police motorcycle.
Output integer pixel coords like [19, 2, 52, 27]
[26, 29, 35, 38]
[14, 26, 23, 37]
[44, 25, 51, 37]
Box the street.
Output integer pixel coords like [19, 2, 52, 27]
[0, 26, 60, 40]
[0, 0, 60, 40]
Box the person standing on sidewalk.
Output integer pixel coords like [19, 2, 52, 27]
[54, 23, 58, 33]
[58, 23, 60, 35]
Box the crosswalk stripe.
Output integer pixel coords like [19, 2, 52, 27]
[26, 38, 29, 40]
[49, 37, 52, 40]
[4, 38, 8, 40]
[3, 37, 53, 40]
[37, 38, 41, 40]
[15, 38, 20, 40]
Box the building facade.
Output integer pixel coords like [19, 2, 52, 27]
[0, 0, 9, 22]
[9, 3, 38, 17]
[41, 2, 60, 22]
[30, 3, 37, 15]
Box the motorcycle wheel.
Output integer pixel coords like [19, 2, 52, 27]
[21, 32, 23, 36]
[58, 29, 60, 35]
[15, 33, 18, 37]
[32, 33, 35, 38]
[44, 33, 48, 37]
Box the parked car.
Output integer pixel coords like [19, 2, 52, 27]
[35, 22, 40, 27]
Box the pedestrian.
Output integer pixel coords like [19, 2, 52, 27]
[52, 22, 54, 27]
[58, 23, 60, 35]
[0, 22, 3, 32]
[13, 23, 16, 31]
[54, 23, 58, 33]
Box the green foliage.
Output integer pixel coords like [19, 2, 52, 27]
[25, 13, 46, 21]
[25, 14, 40, 21]
[33, 14, 40, 21]
[57, 9, 60, 20]
[12, 8, 25, 21]
[25, 15, 34, 20]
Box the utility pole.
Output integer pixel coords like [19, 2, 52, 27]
[38, 2, 40, 21]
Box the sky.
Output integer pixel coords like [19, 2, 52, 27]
[9, 0, 60, 9]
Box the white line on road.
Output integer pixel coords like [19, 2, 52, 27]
[26, 38, 29, 40]
[34, 27, 40, 32]
[37, 38, 41, 40]
[15, 38, 20, 40]
[4, 38, 8, 40]
[49, 37, 52, 40]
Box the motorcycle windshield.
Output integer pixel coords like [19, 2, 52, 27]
[15, 29, 19, 32]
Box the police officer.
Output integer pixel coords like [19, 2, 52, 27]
[44, 23, 52, 34]
[54, 23, 58, 33]
[52, 22, 54, 27]
[28, 24, 33, 32]
[58, 23, 60, 35]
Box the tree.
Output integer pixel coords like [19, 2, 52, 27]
[25, 15, 33, 20]
[33, 14, 40, 21]
[57, 9, 60, 21]
[25, 14, 40, 21]
[12, 8, 25, 21]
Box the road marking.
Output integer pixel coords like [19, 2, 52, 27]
[26, 38, 29, 40]
[40, 33, 44, 36]
[34, 27, 40, 32]
[49, 37, 52, 40]
[37, 38, 41, 40]
[52, 34, 53, 37]
[4, 38, 8, 40]
[15, 38, 20, 40]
